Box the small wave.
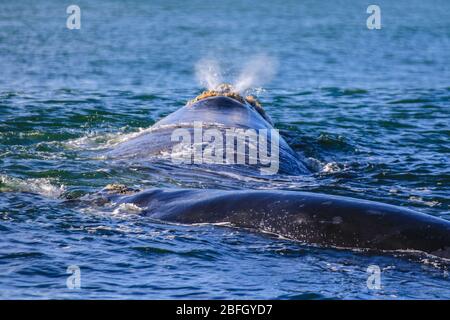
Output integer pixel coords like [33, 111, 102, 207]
[388, 98, 431, 104]
[63, 128, 152, 151]
[317, 133, 353, 151]
[408, 196, 441, 208]
[0, 252, 47, 260]
[304, 158, 344, 174]
[63, 122, 221, 152]
[323, 87, 368, 97]
[77, 202, 145, 219]
[129, 94, 159, 101]
[112, 202, 145, 215]
[0, 174, 65, 198]
[321, 162, 343, 173]
[304, 157, 323, 172]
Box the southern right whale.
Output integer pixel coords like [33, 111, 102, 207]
[95, 187, 450, 260]
[96, 85, 450, 260]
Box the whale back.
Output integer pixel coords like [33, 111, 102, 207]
[156, 96, 273, 130]
[108, 96, 310, 175]
[101, 187, 450, 260]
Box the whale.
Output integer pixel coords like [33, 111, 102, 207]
[101, 87, 450, 260]
[108, 93, 310, 175]
[98, 188, 450, 259]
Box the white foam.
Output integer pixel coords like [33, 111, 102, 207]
[112, 202, 144, 215]
[0, 174, 65, 198]
[63, 127, 153, 151]
[408, 196, 440, 207]
[322, 162, 342, 173]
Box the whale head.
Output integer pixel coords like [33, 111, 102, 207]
[187, 84, 273, 125]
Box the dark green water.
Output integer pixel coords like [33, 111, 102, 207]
[0, 0, 449, 299]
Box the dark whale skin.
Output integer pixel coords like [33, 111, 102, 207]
[109, 188, 450, 260]
[103, 95, 450, 260]
[107, 96, 310, 175]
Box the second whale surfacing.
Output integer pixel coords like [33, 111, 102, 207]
[101, 86, 450, 260]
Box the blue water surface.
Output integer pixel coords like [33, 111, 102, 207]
[0, 0, 449, 299]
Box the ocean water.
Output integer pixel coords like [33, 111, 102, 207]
[0, 0, 449, 299]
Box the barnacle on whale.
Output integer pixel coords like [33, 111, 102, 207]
[104, 184, 138, 195]
[188, 83, 270, 123]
